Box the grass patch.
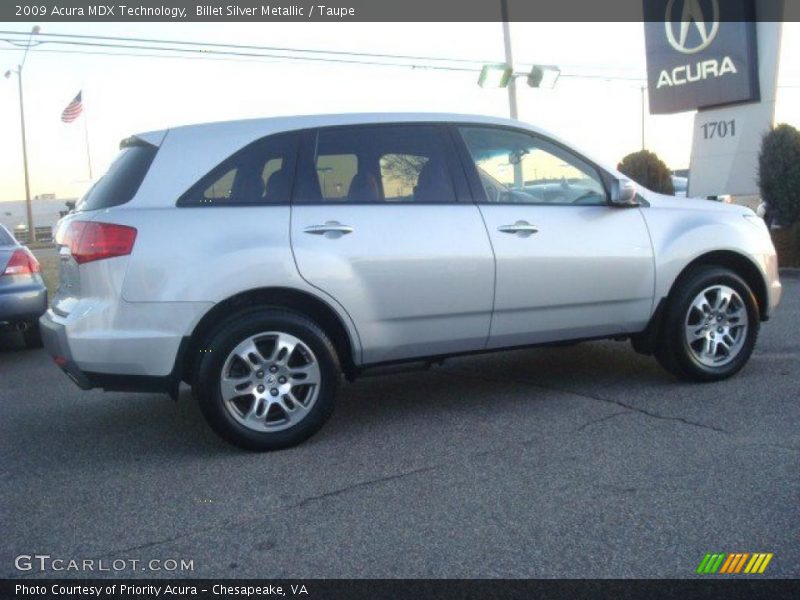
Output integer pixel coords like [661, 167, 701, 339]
[32, 248, 60, 300]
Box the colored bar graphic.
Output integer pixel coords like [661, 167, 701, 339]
[697, 554, 712, 574]
[734, 553, 749, 573]
[700, 553, 774, 575]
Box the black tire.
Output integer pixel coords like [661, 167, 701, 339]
[194, 309, 340, 451]
[22, 323, 43, 349]
[655, 266, 759, 382]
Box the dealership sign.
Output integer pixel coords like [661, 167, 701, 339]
[644, 0, 760, 114]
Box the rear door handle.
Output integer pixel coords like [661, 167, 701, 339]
[498, 221, 539, 235]
[303, 221, 354, 237]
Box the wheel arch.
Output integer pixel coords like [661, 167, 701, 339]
[634, 249, 768, 356]
[669, 250, 768, 319]
[181, 287, 360, 385]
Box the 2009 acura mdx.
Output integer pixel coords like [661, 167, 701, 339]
[40, 113, 782, 450]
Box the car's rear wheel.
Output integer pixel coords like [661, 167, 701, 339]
[655, 266, 759, 382]
[194, 309, 340, 451]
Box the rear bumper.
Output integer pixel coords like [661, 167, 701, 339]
[0, 282, 47, 327]
[39, 308, 189, 399]
[39, 309, 92, 389]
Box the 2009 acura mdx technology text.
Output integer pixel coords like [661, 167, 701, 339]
[40, 114, 782, 450]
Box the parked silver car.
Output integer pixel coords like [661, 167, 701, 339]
[0, 223, 46, 348]
[40, 114, 782, 450]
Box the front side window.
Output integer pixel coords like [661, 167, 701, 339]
[178, 133, 297, 206]
[294, 125, 456, 204]
[459, 127, 607, 206]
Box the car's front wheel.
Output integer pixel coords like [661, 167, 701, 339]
[194, 309, 340, 451]
[655, 266, 760, 382]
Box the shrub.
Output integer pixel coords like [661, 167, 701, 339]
[617, 150, 675, 195]
[758, 123, 800, 226]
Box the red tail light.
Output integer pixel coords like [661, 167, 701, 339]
[63, 221, 137, 264]
[2, 249, 40, 277]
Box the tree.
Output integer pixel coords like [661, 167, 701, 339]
[617, 150, 675, 195]
[758, 123, 800, 226]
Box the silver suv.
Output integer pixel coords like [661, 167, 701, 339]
[41, 113, 782, 450]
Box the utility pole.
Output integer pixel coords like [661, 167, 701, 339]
[17, 68, 33, 241]
[4, 26, 39, 243]
[500, 0, 518, 120]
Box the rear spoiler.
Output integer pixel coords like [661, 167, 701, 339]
[120, 129, 166, 149]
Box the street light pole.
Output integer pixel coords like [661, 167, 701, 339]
[16, 66, 34, 242]
[500, 0, 518, 120]
[4, 26, 39, 243]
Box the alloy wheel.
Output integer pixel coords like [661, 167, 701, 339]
[683, 284, 749, 368]
[220, 331, 321, 432]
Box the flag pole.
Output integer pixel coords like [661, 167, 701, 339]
[82, 89, 93, 180]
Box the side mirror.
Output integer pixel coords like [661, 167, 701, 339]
[609, 178, 639, 207]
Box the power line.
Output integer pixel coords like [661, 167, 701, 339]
[0, 29, 491, 66]
[0, 28, 649, 81]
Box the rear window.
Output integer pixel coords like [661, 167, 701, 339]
[76, 141, 157, 212]
[0, 225, 15, 245]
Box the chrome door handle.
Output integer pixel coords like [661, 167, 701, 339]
[498, 221, 539, 235]
[303, 221, 354, 236]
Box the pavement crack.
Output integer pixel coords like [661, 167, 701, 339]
[6, 463, 446, 573]
[288, 464, 441, 509]
[576, 411, 630, 432]
[438, 366, 729, 434]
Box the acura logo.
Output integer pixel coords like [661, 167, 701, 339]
[665, 0, 720, 54]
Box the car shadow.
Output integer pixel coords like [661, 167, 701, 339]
[2, 341, 674, 467]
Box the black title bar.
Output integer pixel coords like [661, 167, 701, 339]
[1, 0, 796, 22]
[4, 579, 800, 600]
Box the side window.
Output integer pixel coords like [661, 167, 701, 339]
[178, 132, 297, 206]
[295, 125, 456, 204]
[459, 127, 607, 206]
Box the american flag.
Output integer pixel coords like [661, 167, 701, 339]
[60, 91, 83, 123]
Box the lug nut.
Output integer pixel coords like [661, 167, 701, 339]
[257, 384, 265, 393]
[278, 376, 287, 384]
[270, 388, 279, 397]
[717, 327, 723, 333]
[256, 370, 265, 378]
[269, 365, 278, 373]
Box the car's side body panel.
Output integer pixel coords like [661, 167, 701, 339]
[291, 204, 496, 364]
[478, 204, 655, 347]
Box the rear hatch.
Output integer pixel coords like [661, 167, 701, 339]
[52, 138, 158, 317]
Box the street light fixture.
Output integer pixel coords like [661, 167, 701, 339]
[4, 26, 39, 243]
[477, 64, 561, 90]
[478, 64, 514, 89]
[527, 65, 560, 89]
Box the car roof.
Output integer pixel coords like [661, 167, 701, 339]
[134, 113, 546, 146]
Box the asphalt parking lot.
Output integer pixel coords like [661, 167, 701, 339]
[1, 274, 798, 580]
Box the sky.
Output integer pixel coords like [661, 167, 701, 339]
[1, 21, 799, 203]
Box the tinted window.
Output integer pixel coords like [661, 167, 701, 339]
[459, 127, 607, 206]
[0, 225, 15, 245]
[179, 133, 297, 206]
[295, 125, 456, 203]
[76, 142, 157, 212]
